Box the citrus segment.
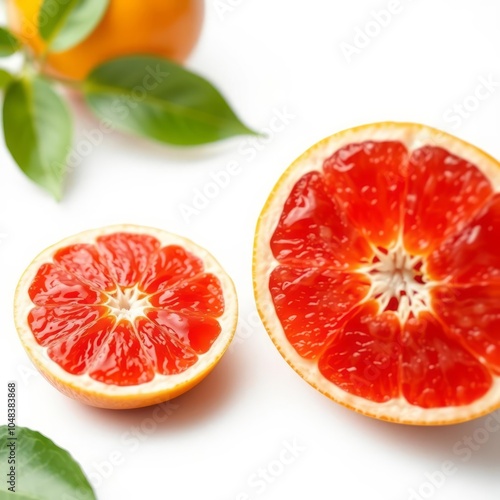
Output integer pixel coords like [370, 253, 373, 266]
[135, 317, 198, 375]
[28, 304, 106, 345]
[54, 244, 114, 290]
[317, 301, 400, 403]
[29, 263, 103, 305]
[270, 171, 372, 268]
[401, 312, 491, 408]
[147, 310, 222, 354]
[96, 232, 160, 287]
[269, 266, 370, 358]
[87, 320, 155, 386]
[404, 146, 493, 255]
[427, 193, 500, 284]
[149, 273, 224, 315]
[47, 317, 117, 377]
[254, 122, 500, 424]
[323, 141, 408, 247]
[15, 225, 237, 409]
[139, 245, 204, 293]
[431, 285, 500, 373]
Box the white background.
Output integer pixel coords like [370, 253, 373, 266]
[2, 1, 500, 499]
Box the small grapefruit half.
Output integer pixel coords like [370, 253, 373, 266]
[253, 122, 500, 425]
[14, 225, 237, 409]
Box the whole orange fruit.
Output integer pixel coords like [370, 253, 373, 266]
[7, 0, 205, 80]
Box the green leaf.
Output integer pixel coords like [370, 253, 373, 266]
[0, 69, 14, 89]
[0, 426, 96, 499]
[0, 27, 21, 56]
[39, 0, 109, 52]
[3, 77, 73, 200]
[83, 56, 257, 146]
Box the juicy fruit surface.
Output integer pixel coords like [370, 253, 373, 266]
[7, 0, 204, 80]
[26, 232, 225, 386]
[269, 139, 500, 410]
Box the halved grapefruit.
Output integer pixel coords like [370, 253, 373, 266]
[14, 225, 237, 409]
[253, 122, 500, 425]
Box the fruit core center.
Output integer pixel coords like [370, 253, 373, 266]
[363, 243, 429, 321]
[106, 286, 151, 321]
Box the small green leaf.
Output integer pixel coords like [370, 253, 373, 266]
[39, 0, 109, 52]
[0, 426, 96, 499]
[0, 27, 21, 56]
[0, 69, 14, 89]
[83, 56, 257, 146]
[3, 77, 73, 200]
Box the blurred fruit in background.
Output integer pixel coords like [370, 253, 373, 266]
[7, 0, 205, 80]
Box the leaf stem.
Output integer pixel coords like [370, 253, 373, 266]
[20, 47, 38, 80]
[19, 46, 81, 90]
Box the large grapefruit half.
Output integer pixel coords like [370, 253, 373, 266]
[253, 122, 500, 425]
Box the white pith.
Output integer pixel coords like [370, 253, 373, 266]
[105, 285, 152, 322]
[14, 224, 238, 405]
[253, 122, 500, 425]
[360, 237, 430, 322]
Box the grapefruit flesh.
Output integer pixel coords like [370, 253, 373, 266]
[15, 225, 237, 409]
[254, 122, 500, 424]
